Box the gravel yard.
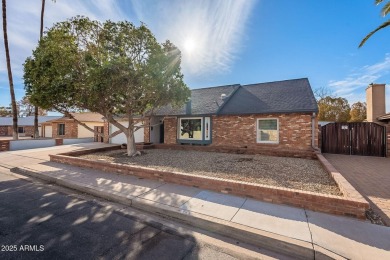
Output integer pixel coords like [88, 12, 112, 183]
[80, 149, 342, 196]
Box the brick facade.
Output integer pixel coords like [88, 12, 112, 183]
[0, 126, 10, 136]
[164, 117, 178, 144]
[142, 118, 150, 143]
[0, 125, 34, 136]
[162, 113, 317, 151]
[212, 113, 315, 150]
[23, 126, 35, 137]
[103, 121, 110, 143]
[50, 121, 78, 138]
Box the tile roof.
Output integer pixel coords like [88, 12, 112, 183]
[155, 78, 318, 116]
[0, 116, 62, 126]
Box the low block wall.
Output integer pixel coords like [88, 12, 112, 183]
[50, 148, 369, 219]
[63, 137, 94, 145]
[10, 139, 56, 151]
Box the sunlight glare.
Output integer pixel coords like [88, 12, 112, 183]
[184, 37, 197, 54]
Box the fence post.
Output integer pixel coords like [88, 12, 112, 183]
[0, 140, 10, 151]
[55, 138, 63, 146]
[387, 125, 390, 158]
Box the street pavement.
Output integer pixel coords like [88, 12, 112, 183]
[1, 143, 390, 259]
[0, 170, 282, 260]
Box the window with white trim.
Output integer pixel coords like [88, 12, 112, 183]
[257, 119, 279, 143]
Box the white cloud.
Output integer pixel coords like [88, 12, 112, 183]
[328, 53, 390, 111]
[131, 0, 256, 75]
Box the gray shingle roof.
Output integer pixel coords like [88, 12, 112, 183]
[0, 116, 62, 126]
[154, 78, 318, 116]
[218, 78, 318, 115]
[155, 84, 239, 116]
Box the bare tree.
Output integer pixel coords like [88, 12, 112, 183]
[313, 86, 334, 101]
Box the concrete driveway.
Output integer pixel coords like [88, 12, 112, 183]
[0, 142, 115, 169]
[324, 154, 390, 225]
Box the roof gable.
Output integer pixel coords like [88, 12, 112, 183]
[219, 78, 318, 115]
[155, 84, 239, 116]
[154, 78, 318, 116]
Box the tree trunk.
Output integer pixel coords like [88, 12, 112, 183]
[2, 0, 18, 140]
[34, 0, 45, 139]
[126, 131, 137, 156]
[40, 0, 45, 37]
[34, 106, 39, 138]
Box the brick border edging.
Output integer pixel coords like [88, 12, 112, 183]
[50, 148, 368, 219]
[153, 144, 317, 159]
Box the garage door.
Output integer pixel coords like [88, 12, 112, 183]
[110, 123, 144, 144]
[44, 126, 52, 138]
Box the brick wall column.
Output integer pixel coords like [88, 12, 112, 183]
[55, 138, 63, 146]
[103, 121, 109, 143]
[164, 117, 177, 144]
[0, 140, 10, 151]
[143, 118, 150, 143]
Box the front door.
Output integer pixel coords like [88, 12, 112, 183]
[159, 121, 164, 143]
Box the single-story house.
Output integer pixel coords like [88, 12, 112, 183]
[106, 78, 319, 152]
[0, 116, 61, 137]
[41, 112, 105, 140]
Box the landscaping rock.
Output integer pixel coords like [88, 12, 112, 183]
[80, 149, 342, 196]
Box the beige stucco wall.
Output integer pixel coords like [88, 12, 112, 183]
[77, 122, 104, 138]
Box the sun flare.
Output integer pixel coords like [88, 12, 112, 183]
[183, 37, 197, 54]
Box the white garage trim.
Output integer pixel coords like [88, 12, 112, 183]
[110, 122, 144, 144]
[44, 125, 52, 138]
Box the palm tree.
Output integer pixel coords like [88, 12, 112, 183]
[2, 0, 18, 140]
[359, 0, 390, 47]
[33, 0, 46, 138]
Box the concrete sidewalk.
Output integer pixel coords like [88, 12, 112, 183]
[9, 161, 390, 259]
[1, 145, 390, 259]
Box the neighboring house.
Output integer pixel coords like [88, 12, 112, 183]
[106, 78, 319, 152]
[41, 112, 105, 140]
[0, 116, 61, 137]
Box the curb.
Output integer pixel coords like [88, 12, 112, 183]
[11, 166, 343, 260]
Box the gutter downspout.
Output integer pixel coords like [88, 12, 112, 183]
[311, 112, 316, 149]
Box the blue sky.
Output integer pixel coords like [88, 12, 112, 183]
[1, 0, 390, 113]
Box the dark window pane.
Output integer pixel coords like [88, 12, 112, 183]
[179, 119, 202, 140]
[58, 124, 65, 135]
[258, 119, 277, 130]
